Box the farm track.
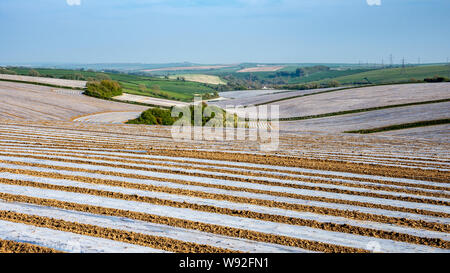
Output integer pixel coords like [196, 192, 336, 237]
[0, 121, 448, 253]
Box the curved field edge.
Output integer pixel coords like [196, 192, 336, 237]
[254, 82, 448, 107]
[274, 98, 450, 122]
[344, 119, 450, 134]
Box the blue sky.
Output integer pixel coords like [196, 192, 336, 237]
[0, 0, 449, 64]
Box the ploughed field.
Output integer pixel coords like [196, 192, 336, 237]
[374, 124, 450, 141]
[0, 120, 448, 253]
[268, 83, 450, 119]
[214, 83, 450, 141]
[0, 79, 449, 253]
[279, 101, 450, 133]
[211, 88, 340, 108]
[0, 81, 146, 122]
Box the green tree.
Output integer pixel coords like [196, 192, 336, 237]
[84, 80, 123, 99]
[96, 73, 111, 81]
[327, 80, 340, 87]
[139, 84, 147, 92]
[28, 69, 40, 77]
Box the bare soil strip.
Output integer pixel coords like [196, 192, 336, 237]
[2, 154, 447, 208]
[3, 139, 447, 172]
[141, 149, 450, 183]
[1, 134, 447, 174]
[4, 149, 448, 198]
[0, 200, 311, 253]
[1, 163, 448, 221]
[2, 144, 448, 186]
[0, 239, 61, 253]
[1, 177, 449, 249]
[0, 192, 366, 253]
[0, 210, 234, 253]
[3, 131, 446, 182]
[1, 124, 448, 168]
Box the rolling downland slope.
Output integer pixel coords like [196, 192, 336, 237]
[0, 80, 448, 253]
[0, 81, 146, 122]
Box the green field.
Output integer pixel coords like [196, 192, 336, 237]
[4, 67, 217, 102]
[118, 78, 215, 101]
[223, 64, 450, 86]
[168, 74, 227, 85]
[317, 65, 450, 85]
[3, 64, 449, 101]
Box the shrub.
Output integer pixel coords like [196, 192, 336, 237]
[84, 80, 123, 99]
[0, 68, 17, 75]
[306, 82, 319, 89]
[28, 69, 40, 77]
[424, 76, 449, 83]
[127, 107, 176, 125]
[95, 73, 111, 81]
[327, 80, 340, 87]
[127, 103, 239, 127]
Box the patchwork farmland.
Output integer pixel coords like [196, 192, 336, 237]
[0, 77, 449, 253]
[213, 83, 450, 141]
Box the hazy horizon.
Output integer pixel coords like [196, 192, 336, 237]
[1, 0, 449, 64]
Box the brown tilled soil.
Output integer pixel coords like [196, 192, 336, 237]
[1, 177, 449, 248]
[2, 154, 447, 207]
[3, 149, 447, 198]
[1, 166, 446, 220]
[0, 193, 367, 253]
[0, 120, 448, 253]
[0, 239, 61, 253]
[0, 210, 235, 253]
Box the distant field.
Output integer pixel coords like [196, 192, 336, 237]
[168, 74, 226, 85]
[3, 68, 217, 102]
[279, 102, 450, 134]
[119, 78, 215, 102]
[237, 66, 285, 73]
[318, 65, 450, 85]
[270, 82, 450, 119]
[211, 88, 340, 108]
[142, 65, 231, 72]
[286, 69, 373, 84]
